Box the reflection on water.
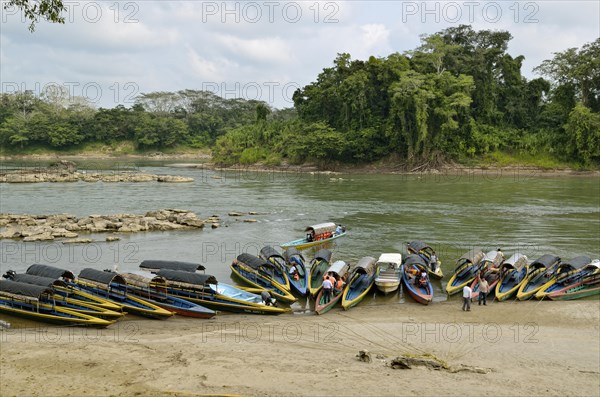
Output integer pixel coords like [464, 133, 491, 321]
[1, 162, 599, 325]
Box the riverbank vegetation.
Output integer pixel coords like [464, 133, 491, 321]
[1, 26, 598, 169]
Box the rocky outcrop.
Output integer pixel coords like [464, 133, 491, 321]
[0, 209, 214, 241]
[0, 172, 193, 183]
[0, 161, 193, 183]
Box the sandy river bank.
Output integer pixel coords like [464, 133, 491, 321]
[1, 299, 598, 396]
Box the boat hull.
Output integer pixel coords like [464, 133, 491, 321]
[126, 287, 216, 319]
[161, 283, 289, 315]
[402, 266, 433, 305]
[445, 261, 481, 295]
[516, 268, 556, 300]
[496, 267, 528, 301]
[230, 264, 296, 303]
[51, 296, 125, 320]
[315, 288, 343, 314]
[0, 299, 113, 327]
[342, 274, 375, 310]
[308, 262, 329, 297]
[72, 282, 174, 319]
[374, 281, 400, 295]
[428, 268, 444, 280]
[547, 280, 600, 300]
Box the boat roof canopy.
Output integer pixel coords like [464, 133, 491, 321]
[313, 249, 332, 263]
[236, 253, 276, 270]
[482, 250, 501, 263]
[121, 272, 167, 287]
[78, 268, 126, 286]
[562, 256, 592, 270]
[377, 253, 402, 265]
[581, 260, 600, 272]
[0, 279, 53, 299]
[459, 248, 485, 265]
[12, 273, 67, 288]
[260, 246, 284, 260]
[139, 260, 205, 272]
[501, 253, 528, 270]
[531, 254, 561, 269]
[26, 264, 75, 280]
[404, 254, 428, 268]
[283, 247, 304, 262]
[305, 222, 337, 235]
[354, 256, 377, 275]
[156, 269, 218, 285]
[408, 241, 433, 253]
[327, 260, 349, 276]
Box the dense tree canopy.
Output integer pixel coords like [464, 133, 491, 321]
[1, 26, 597, 166]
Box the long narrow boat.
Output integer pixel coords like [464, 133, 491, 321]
[5, 272, 124, 320]
[407, 241, 443, 279]
[469, 250, 504, 300]
[374, 253, 403, 294]
[147, 269, 288, 315]
[0, 280, 114, 327]
[259, 246, 292, 291]
[230, 254, 296, 303]
[25, 264, 123, 311]
[121, 272, 216, 319]
[342, 256, 377, 310]
[281, 222, 346, 250]
[139, 260, 206, 273]
[547, 268, 600, 300]
[315, 261, 350, 314]
[495, 253, 529, 301]
[74, 269, 173, 319]
[516, 254, 561, 300]
[535, 256, 595, 299]
[445, 248, 485, 295]
[283, 248, 308, 296]
[401, 254, 433, 305]
[307, 249, 333, 297]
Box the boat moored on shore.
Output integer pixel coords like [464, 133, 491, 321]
[374, 253, 402, 295]
[342, 256, 377, 310]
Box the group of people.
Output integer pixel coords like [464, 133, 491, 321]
[407, 266, 429, 287]
[321, 271, 344, 304]
[462, 272, 489, 311]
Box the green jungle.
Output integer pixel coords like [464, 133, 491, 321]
[1, 26, 598, 169]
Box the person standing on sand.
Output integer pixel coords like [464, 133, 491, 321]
[462, 284, 472, 311]
[478, 273, 489, 306]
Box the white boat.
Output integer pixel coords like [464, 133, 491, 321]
[374, 253, 403, 294]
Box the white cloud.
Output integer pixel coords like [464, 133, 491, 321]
[0, 1, 597, 108]
[216, 35, 295, 65]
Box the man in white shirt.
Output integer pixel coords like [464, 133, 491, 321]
[462, 285, 472, 311]
[322, 278, 333, 304]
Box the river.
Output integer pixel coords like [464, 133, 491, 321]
[0, 161, 598, 324]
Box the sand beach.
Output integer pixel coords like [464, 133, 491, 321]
[1, 299, 598, 397]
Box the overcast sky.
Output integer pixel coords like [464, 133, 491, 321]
[1, 1, 598, 109]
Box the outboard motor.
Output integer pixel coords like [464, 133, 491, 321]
[1, 270, 16, 280]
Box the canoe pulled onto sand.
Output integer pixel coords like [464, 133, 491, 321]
[230, 254, 296, 303]
[342, 256, 377, 310]
[307, 249, 333, 298]
[0, 280, 114, 327]
[315, 261, 350, 315]
[402, 254, 433, 305]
